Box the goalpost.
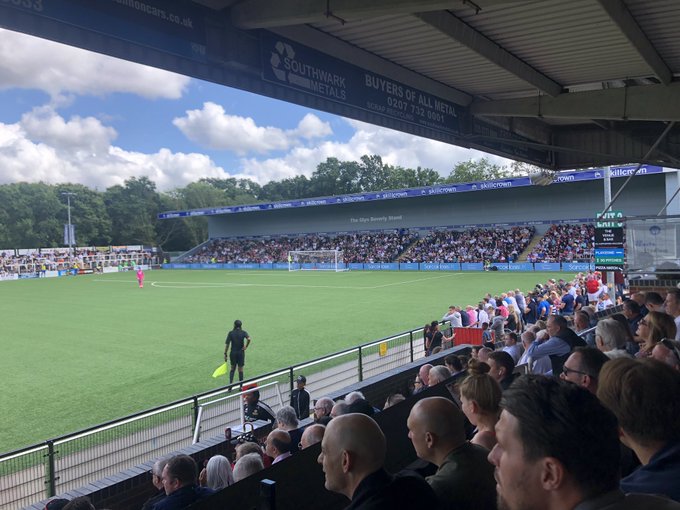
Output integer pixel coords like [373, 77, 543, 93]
[288, 250, 348, 272]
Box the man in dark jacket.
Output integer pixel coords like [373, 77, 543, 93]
[290, 375, 311, 420]
[154, 455, 214, 510]
[318, 413, 438, 509]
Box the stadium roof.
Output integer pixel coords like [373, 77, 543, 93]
[3, 0, 680, 169]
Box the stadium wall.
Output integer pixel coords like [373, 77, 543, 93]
[207, 173, 666, 237]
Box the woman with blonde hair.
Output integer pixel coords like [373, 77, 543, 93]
[506, 304, 521, 334]
[459, 374, 501, 450]
[636, 311, 677, 358]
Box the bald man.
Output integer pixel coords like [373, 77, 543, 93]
[265, 429, 292, 464]
[318, 413, 437, 509]
[407, 397, 496, 510]
[300, 424, 325, 450]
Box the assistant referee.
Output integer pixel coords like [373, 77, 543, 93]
[225, 319, 251, 384]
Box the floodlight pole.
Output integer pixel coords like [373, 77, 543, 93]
[61, 192, 76, 257]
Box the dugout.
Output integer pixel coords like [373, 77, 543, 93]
[196, 169, 672, 239]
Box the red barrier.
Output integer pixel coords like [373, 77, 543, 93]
[453, 327, 485, 346]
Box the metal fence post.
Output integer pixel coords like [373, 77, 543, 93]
[409, 331, 414, 362]
[45, 440, 56, 497]
[289, 367, 294, 396]
[358, 346, 364, 381]
[191, 396, 200, 436]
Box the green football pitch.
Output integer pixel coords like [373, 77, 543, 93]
[0, 269, 565, 453]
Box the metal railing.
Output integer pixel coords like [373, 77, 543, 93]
[0, 323, 430, 510]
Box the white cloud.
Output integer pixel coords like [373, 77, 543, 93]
[173, 102, 333, 155]
[0, 29, 189, 100]
[0, 110, 229, 191]
[238, 119, 513, 183]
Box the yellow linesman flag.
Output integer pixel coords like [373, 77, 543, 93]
[212, 362, 228, 378]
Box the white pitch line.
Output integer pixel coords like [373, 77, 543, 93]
[96, 273, 461, 290]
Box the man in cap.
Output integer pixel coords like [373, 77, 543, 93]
[290, 374, 311, 420]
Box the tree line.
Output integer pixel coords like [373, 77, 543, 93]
[0, 156, 530, 251]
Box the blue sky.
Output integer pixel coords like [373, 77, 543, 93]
[0, 28, 510, 191]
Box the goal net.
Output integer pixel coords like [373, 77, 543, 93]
[288, 250, 347, 272]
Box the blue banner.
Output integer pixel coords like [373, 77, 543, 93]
[273, 263, 289, 270]
[349, 263, 364, 270]
[399, 263, 419, 271]
[1, 0, 209, 63]
[562, 262, 594, 272]
[507, 263, 534, 271]
[534, 263, 562, 271]
[461, 263, 484, 271]
[261, 32, 460, 137]
[364, 263, 398, 271]
[439, 263, 459, 271]
[421, 263, 441, 271]
[159, 165, 663, 220]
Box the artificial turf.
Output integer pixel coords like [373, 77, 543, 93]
[0, 269, 565, 453]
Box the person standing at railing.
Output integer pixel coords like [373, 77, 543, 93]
[225, 319, 251, 384]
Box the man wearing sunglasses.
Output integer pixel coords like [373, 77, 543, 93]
[559, 347, 610, 394]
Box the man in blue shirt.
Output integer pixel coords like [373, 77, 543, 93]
[560, 289, 575, 316]
[155, 455, 214, 510]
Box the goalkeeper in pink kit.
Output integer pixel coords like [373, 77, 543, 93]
[136, 268, 144, 288]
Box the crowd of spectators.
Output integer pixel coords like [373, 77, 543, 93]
[0, 247, 157, 276]
[183, 230, 418, 264]
[401, 226, 535, 263]
[43, 273, 680, 510]
[526, 223, 595, 262]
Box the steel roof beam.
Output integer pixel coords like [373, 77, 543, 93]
[470, 83, 680, 121]
[231, 0, 461, 29]
[415, 10, 563, 98]
[596, 0, 672, 85]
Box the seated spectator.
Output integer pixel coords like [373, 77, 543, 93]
[233, 453, 264, 482]
[63, 497, 95, 510]
[265, 429, 292, 464]
[595, 318, 632, 359]
[407, 397, 496, 510]
[487, 351, 517, 391]
[622, 299, 644, 340]
[477, 347, 492, 363]
[609, 313, 639, 356]
[319, 413, 438, 508]
[155, 454, 214, 510]
[574, 310, 595, 347]
[300, 423, 326, 449]
[459, 374, 501, 451]
[467, 358, 490, 375]
[559, 347, 609, 394]
[275, 405, 302, 452]
[428, 365, 451, 386]
[489, 375, 679, 510]
[418, 364, 433, 389]
[141, 457, 169, 510]
[636, 311, 677, 358]
[645, 291, 666, 313]
[664, 289, 680, 340]
[444, 354, 467, 382]
[234, 442, 262, 462]
[45, 499, 69, 510]
[383, 393, 405, 409]
[652, 339, 680, 371]
[328, 400, 348, 418]
[526, 315, 585, 374]
[199, 455, 234, 491]
[347, 398, 376, 417]
[502, 332, 522, 364]
[598, 358, 680, 502]
[314, 397, 334, 422]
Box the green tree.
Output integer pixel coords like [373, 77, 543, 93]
[384, 165, 442, 189]
[104, 177, 161, 245]
[0, 182, 62, 248]
[444, 158, 509, 184]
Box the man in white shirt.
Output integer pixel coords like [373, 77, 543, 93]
[663, 289, 680, 341]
